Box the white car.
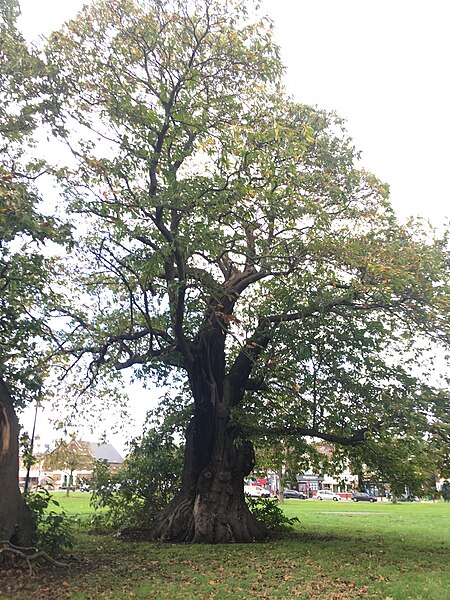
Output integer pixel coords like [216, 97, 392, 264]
[316, 490, 341, 501]
[244, 485, 270, 498]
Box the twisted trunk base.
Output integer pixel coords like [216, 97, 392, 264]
[151, 483, 267, 544]
[150, 416, 268, 544]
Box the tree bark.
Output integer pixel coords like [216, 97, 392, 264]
[150, 416, 268, 543]
[150, 335, 268, 543]
[66, 470, 73, 497]
[0, 378, 35, 545]
[277, 469, 285, 503]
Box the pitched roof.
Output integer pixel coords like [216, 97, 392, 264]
[89, 443, 123, 464]
[48, 439, 124, 465]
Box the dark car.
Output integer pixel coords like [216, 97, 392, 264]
[283, 489, 307, 499]
[352, 492, 377, 503]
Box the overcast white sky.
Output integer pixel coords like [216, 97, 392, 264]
[264, 0, 450, 225]
[17, 0, 450, 453]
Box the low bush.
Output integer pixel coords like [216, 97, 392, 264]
[246, 496, 299, 535]
[24, 487, 76, 555]
[90, 427, 183, 530]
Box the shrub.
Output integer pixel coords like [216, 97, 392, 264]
[90, 427, 183, 530]
[24, 487, 76, 555]
[246, 496, 299, 535]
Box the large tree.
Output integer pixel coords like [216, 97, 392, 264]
[42, 0, 450, 542]
[0, 0, 68, 543]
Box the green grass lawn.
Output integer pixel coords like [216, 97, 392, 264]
[49, 491, 94, 519]
[2, 498, 449, 599]
[50, 491, 94, 519]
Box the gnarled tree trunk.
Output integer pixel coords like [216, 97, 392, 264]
[0, 378, 35, 544]
[150, 332, 268, 543]
[150, 413, 267, 543]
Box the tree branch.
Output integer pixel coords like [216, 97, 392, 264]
[245, 424, 369, 447]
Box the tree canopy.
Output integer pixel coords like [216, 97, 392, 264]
[8, 0, 450, 542]
[0, 0, 72, 543]
[0, 0, 70, 403]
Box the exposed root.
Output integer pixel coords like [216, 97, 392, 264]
[0, 540, 68, 575]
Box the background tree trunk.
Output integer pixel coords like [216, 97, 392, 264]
[66, 471, 74, 497]
[0, 379, 35, 544]
[277, 469, 285, 503]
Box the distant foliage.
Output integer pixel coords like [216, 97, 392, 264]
[24, 488, 75, 555]
[90, 428, 183, 530]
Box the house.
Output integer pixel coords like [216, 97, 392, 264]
[19, 439, 124, 490]
[88, 442, 124, 473]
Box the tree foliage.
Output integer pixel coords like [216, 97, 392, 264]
[23, 487, 76, 554]
[0, 0, 71, 546]
[90, 424, 183, 530]
[0, 0, 70, 404]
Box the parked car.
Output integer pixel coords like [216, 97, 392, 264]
[283, 489, 307, 499]
[351, 492, 377, 502]
[244, 485, 271, 498]
[316, 490, 341, 501]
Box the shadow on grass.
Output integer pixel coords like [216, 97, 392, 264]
[293, 531, 354, 543]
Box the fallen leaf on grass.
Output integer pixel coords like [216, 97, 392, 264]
[335, 578, 356, 588]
